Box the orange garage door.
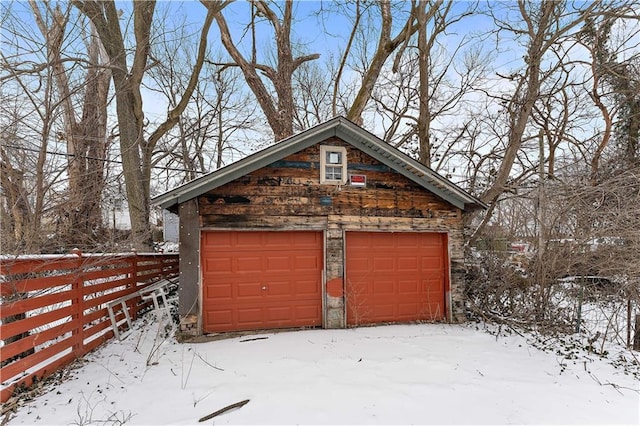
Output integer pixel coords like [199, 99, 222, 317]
[201, 231, 323, 333]
[346, 232, 447, 326]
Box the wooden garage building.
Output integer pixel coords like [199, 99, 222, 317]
[153, 117, 485, 335]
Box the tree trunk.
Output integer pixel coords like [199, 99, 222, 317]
[209, 0, 319, 141]
[346, 1, 441, 124]
[479, 0, 600, 208]
[479, 2, 552, 206]
[0, 156, 32, 249]
[416, 0, 431, 166]
[75, 0, 220, 249]
[78, 28, 111, 240]
[113, 75, 150, 249]
[31, 2, 112, 247]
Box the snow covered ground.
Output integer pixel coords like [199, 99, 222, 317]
[6, 318, 640, 425]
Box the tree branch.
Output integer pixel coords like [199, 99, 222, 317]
[148, 3, 225, 150]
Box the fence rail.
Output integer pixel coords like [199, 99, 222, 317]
[0, 251, 179, 404]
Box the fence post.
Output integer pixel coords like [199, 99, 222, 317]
[130, 249, 139, 321]
[627, 298, 632, 348]
[634, 315, 640, 351]
[575, 284, 583, 334]
[71, 249, 84, 356]
[131, 248, 139, 283]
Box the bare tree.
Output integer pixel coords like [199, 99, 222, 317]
[210, 1, 445, 138]
[578, 15, 617, 183]
[72, 0, 228, 249]
[468, 0, 600, 242]
[28, 1, 111, 247]
[330, 0, 364, 118]
[147, 35, 259, 190]
[293, 60, 335, 130]
[415, 0, 478, 166]
[0, 145, 32, 250]
[368, 1, 485, 169]
[346, 0, 442, 124]
[0, 3, 72, 252]
[206, 0, 320, 141]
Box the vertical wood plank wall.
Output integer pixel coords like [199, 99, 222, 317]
[178, 199, 200, 334]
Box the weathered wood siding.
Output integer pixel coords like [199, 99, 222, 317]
[192, 137, 466, 330]
[199, 139, 459, 224]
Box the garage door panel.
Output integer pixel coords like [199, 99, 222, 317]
[297, 232, 323, 246]
[349, 258, 369, 272]
[237, 308, 263, 325]
[373, 257, 394, 271]
[374, 304, 394, 317]
[421, 303, 443, 320]
[421, 256, 443, 270]
[398, 256, 419, 270]
[207, 284, 233, 299]
[396, 234, 420, 247]
[266, 256, 290, 271]
[203, 231, 228, 248]
[237, 282, 263, 298]
[398, 280, 419, 293]
[373, 233, 396, 248]
[266, 306, 291, 321]
[398, 303, 419, 316]
[426, 288, 443, 299]
[205, 257, 233, 273]
[295, 304, 322, 319]
[207, 310, 232, 328]
[202, 231, 322, 333]
[373, 280, 394, 295]
[347, 232, 446, 326]
[295, 280, 321, 295]
[268, 281, 293, 295]
[263, 232, 292, 247]
[235, 232, 262, 248]
[236, 256, 262, 272]
[416, 233, 440, 245]
[294, 255, 321, 270]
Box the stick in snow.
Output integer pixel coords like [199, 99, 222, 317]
[198, 399, 250, 422]
[239, 337, 269, 342]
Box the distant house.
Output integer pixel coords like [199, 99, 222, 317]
[103, 198, 176, 242]
[162, 210, 179, 243]
[104, 196, 131, 231]
[152, 117, 485, 336]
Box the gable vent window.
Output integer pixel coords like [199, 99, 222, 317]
[320, 146, 347, 184]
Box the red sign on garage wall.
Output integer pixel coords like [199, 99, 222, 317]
[349, 174, 366, 187]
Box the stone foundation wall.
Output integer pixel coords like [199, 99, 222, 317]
[179, 314, 199, 336]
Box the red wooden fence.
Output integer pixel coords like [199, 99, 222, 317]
[0, 251, 179, 403]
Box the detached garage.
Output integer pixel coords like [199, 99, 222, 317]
[152, 117, 485, 336]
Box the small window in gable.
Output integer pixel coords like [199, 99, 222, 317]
[320, 146, 347, 184]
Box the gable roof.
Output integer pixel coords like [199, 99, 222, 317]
[152, 116, 487, 211]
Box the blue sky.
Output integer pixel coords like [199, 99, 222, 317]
[149, 1, 499, 68]
[7, 0, 636, 183]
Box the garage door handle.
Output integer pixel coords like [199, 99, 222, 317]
[261, 286, 268, 290]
